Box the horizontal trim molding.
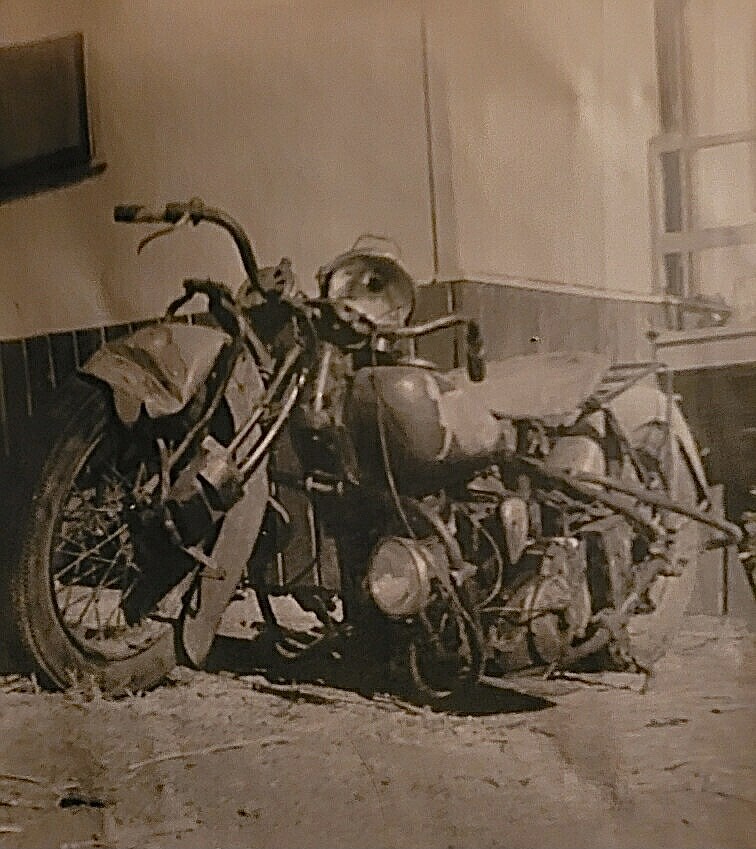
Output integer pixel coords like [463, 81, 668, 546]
[652, 324, 756, 371]
[650, 128, 756, 154]
[655, 324, 756, 347]
[658, 221, 756, 255]
[420, 272, 676, 305]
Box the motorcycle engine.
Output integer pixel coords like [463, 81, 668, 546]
[487, 537, 592, 671]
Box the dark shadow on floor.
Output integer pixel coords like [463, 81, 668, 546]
[205, 631, 556, 716]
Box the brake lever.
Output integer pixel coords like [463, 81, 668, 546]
[137, 211, 191, 255]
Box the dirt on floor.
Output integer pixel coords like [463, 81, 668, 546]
[0, 613, 753, 849]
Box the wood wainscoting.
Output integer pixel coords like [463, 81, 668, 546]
[414, 280, 665, 367]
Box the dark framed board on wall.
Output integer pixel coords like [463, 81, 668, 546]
[0, 31, 105, 202]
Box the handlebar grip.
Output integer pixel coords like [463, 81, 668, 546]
[114, 204, 145, 222]
[164, 202, 191, 223]
[114, 203, 193, 224]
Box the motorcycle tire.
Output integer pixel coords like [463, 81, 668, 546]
[407, 604, 484, 704]
[4, 377, 179, 694]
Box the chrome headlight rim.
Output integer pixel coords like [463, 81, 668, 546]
[366, 536, 433, 618]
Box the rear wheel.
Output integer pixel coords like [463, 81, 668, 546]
[626, 438, 701, 669]
[6, 379, 181, 693]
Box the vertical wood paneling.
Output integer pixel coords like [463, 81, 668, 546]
[673, 365, 756, 517]
[414, 283, 456, 368]
[595, 298, 619, 359]
[25, 336, 57, 416]
[452, 282, 661, 363]
[539, 292, 601, 354]
[48, 331, 78, 388]
[0, 306, 750, 598]
[1, 342, 29, 458]
[74, 329, 101, 367]
[463, 285, 542, 359]
[0, 319, 168, 461]
[104, 323, 132, 342]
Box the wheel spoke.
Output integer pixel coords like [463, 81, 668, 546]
[56, 534, 88, 552]
[105, 595, 127, 630]
[53, 524, 128, 580]
[56, 550, 116, 567]
[72, 555, 120, 627]
[50, 430, 174, 660]
[60, 581, 76, 617]
[93, 592, 103, 634]
[62, 551, 122, 586]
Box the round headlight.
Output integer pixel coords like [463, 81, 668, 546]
[366, 537, 432, 618]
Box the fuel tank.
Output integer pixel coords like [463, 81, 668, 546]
[345, 365, 507, 493]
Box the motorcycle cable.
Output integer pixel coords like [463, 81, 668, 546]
[455, 503, 505, 608]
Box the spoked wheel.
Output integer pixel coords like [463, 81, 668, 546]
[407, 601, 484, 703]
[6, 379, 183, 693]
[604, 387, 712, 671]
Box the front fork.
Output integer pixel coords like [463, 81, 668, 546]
[158, 346, 307, 559]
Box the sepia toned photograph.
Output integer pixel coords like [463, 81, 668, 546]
[0, 1, 754, 847]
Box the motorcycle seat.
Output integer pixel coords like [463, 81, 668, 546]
[448, 351, 612, 428]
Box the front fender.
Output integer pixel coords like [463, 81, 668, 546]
[181, 348, 269, 667]
[88, 322, 271, 668]
[81, 322, 230, 424]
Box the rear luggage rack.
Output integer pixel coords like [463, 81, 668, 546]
[587, 361, 663, 408]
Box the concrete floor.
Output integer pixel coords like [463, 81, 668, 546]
[0, 613, 752, 849]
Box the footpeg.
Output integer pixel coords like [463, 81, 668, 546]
[273, 623, 351, 662]
[274, 626, 328, 660]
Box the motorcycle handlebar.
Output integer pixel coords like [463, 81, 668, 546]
[113, 198, 260, 291]
[379, 314, 486, 382]
[383, 314, 470, 339]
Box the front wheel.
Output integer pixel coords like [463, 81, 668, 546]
[5, 379, 180, 693]
[406, 604, 485, 704]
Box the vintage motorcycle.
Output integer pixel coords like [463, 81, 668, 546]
[4, 199, 742, 699]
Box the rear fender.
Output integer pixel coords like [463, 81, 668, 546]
[81, 322, 230, 424]
[609, 383, 709, 499]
